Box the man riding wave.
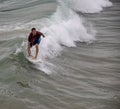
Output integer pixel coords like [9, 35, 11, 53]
[27, 28, 45, 59]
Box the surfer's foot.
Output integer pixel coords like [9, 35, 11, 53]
[32, 57, 37, 60]
[28, 54, 33, 57]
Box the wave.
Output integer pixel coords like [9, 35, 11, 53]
[67, 0, 112, 13]
[3, 0, 112, 72]
[34, 0, 112, 59]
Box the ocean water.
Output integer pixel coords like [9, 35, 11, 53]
[0, 0, 120, 109]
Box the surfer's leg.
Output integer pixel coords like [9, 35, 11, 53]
[33, 44, 39, 59]
[32, 38, 41, 59]
[27, 42, 31, 56]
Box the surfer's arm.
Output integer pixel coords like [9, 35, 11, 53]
[41, 33, 45, 38]
[28, 33, 32, 41]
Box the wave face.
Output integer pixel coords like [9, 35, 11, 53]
[28, 0, 112, 59]
[0, 0, 112, 60]
[1, 1, 120, 109]
[0, 0, 113, 73]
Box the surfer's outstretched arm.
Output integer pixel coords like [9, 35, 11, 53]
[27, 41, 31, 56]
[41, 33, 45, 38]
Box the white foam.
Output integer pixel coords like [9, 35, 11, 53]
[14, 41, 25, 55]
[32, 0, 112, 73]
[38, 0, 112, 59]
[36, 0, 96, 59]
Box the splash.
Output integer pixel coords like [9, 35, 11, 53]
[36, 0, 112, 59]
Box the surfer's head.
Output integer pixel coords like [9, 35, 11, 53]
[31, 28, 37, 36]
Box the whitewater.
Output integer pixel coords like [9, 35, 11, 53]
[0, 0, 120, 109]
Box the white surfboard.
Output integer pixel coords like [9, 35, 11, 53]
[26, 56, 41, 64]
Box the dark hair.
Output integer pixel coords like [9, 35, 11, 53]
[31, 28, 36, 31]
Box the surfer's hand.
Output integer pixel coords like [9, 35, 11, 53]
[41, 33, 45, 38]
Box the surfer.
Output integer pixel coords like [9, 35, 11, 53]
[27, 28, 45, 59]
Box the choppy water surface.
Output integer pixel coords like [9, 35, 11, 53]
[0, 0, 120, 109]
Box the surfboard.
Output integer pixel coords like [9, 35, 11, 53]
[26, 56, 41, 63]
